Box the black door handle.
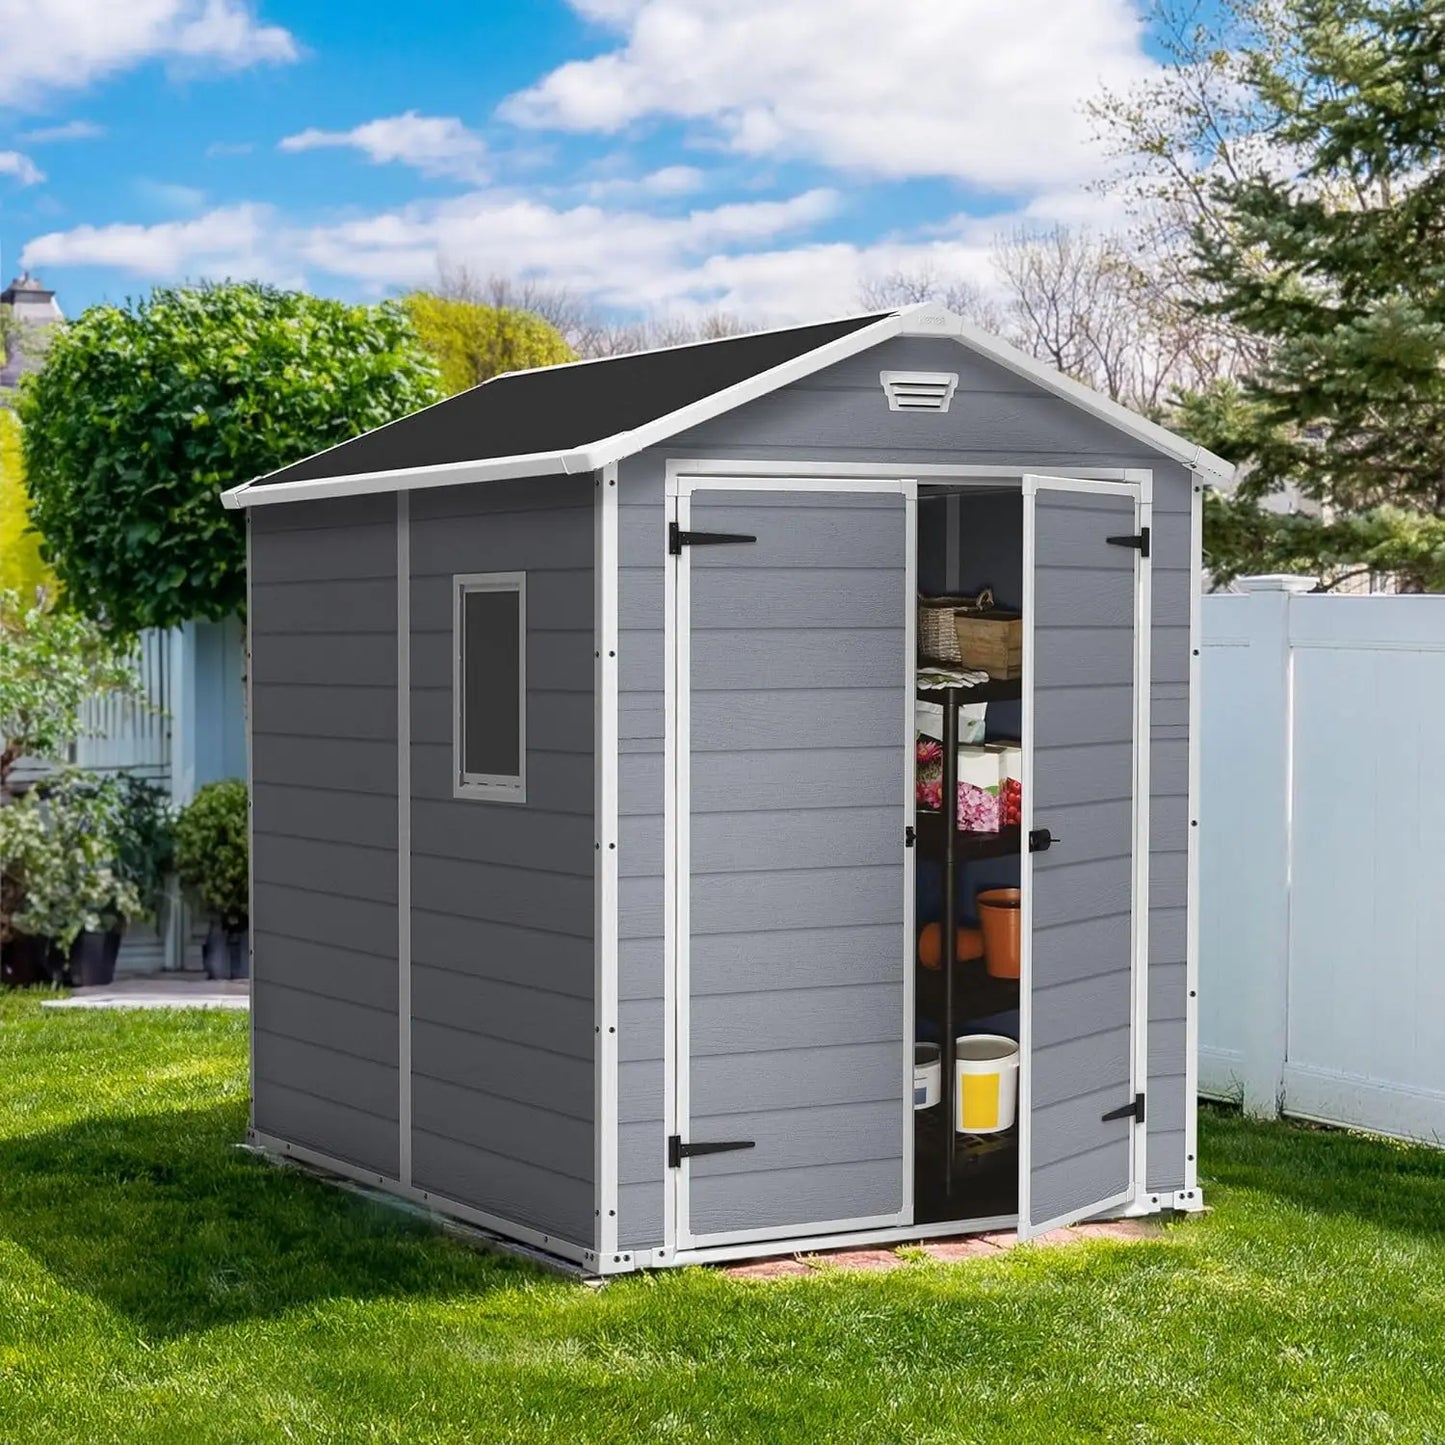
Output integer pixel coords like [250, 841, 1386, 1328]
[1028, 828, 1057, 853]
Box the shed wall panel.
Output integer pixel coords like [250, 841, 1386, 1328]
[250, 493, 401, 1180]
[406, 479, 596, 1249]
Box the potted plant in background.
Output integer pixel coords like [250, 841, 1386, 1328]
[0, 772, 144, 985]
[173, 779, 249, 980]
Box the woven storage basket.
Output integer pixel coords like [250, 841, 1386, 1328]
[953, 609, 1023, 679]
[918, 591, 994, 664]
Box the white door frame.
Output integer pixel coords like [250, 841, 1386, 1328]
[664, 468, 918, 1255]
[1017, 473, 1152, 1239]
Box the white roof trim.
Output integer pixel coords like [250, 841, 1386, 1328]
[224, 301, 1231, 507]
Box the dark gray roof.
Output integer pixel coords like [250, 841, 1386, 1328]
[250, 312, 890, 488]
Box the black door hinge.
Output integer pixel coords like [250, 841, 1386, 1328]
[1106, 527, 1150, 558]
[1028, 828, 1056, 853]
[667, 1135, 756, 1168]
[1101, 1092, 1145, 1125]
[669, 521, 758, 555]
[905, 825, 916, 849]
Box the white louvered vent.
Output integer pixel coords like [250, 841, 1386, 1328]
[880, 370, 959, 413]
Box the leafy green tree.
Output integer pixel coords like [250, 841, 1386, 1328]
[0, 588, 139, 798]
[0, 411, 58, 601]
[19, 283, 442, 631]
[404, 293, 574, 395]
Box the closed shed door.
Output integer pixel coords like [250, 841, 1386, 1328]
[674, 485, 911, 1249]
[1020, 476, 1146, 1238]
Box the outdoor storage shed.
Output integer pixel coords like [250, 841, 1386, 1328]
[222, 302, 1225, 1274]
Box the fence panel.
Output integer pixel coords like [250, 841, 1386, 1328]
[1200, 580, 1445, 1143]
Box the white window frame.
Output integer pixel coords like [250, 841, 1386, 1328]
[453, 571, 527, 803]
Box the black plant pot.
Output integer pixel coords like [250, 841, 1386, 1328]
[0, 931, 62, 987]
[202, 919, 231, 980]
[227, 928, 249, 981]
[68, 928, 123, 988]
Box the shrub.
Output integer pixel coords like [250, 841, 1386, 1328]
[173, 779, 249, 928]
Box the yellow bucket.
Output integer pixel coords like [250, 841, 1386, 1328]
[954, 1034, 1020, 1135]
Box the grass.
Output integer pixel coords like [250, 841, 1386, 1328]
[2, 995, 1445, 1443]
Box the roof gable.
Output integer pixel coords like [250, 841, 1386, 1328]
[225, 304, 1231, 508]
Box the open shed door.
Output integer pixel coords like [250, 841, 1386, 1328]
[672, 482, 912, 1252]
[1019, 475, 1147, 1239]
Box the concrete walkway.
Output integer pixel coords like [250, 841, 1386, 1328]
[41, 975, 249, 1011]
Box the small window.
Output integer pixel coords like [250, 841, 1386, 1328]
[454, 572, 526, 802]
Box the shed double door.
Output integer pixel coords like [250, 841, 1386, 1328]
[671, 482, 914, 1250]
[669, 475, 1147, 1252]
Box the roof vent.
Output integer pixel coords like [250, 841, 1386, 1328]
[880, 370, 958, 413]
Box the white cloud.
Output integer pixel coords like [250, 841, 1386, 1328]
[0, 1, 297, 107]
[583, 164, 706, 199]
[19, 119, 105, 143]
[279, 112, 489, 183]
[21, 203, 290, 283]
[500, 0, 1154, 189]
[0, 151, 45, 186]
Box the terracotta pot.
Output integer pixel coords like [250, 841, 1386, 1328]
[976, 888, 1021, 979]
[918, 922, 984, 970]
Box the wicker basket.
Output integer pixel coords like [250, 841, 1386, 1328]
[953, 609, 1023, 679]
[918, 591, 995, 664]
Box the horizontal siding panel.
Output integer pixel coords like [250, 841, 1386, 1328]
[618, 998, 663, 1063]
[411, 1129, 592, 1246]
[252, 683, 397, 743]
[409, 508, 593, 577]
[1034, 971, 1131, 1051]
[1032, 1082, 1134, 1173]
[692, 866, 903, 935]
[254, 1078, 399, 1178]
[253, 979, 399, 1068]
[252, 881, 396, 961]
[251, 577, 396, 635]
[411, 856, 592, 933]
[692, 982, 902, 1057]
[251, 633, 396, 688]
[620, 1058, 664, 1128]
[251, 930, 397, 1013]
[694, 689, 901, 752]
[1032, 1026, 1131, 1108]
[684, 506, 903, 571]
[1035, 798, 1132, 862]
[1034, 567, 1135, 627]
[689, 1158, 902, 1237]
[689, 807, 900, 874]
[687, 925, 906, 995]
[690, 747, 898, 812]
[412, 1075, 592, 1180]
[253, 734, 395, 795]
[253, 834, 398, 906]
[618, 937, 663, 1004]
[690, 568, 905, 629]
[250, 493, 395, 534]
[690, 631, 903, 692]
[1031, 1139, 1130, 1226]
[1036, 628, 1135, 687]
[1147, 1130, 1188, 1192]
[254, 1029, 399, 1120]
[617, 1182, 663, 1250]
[1034, 742, 1132, 808]
[251, 520, 395, 585]
[252, 783, 397, 849]
[411, 911, 592, 998]
[412, 797, 595, 875]
[1033, 686, 1132, 749]
[411, 963, 593, 1062]
[1033, 857, 1133, 928]
[1033, 911, 1132, 989]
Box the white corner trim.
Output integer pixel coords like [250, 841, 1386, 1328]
[594, 463, 621, 1264]
[397, 492, 412, 1187]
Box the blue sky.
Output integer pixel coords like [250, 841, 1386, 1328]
[0, 1, 1173, 323]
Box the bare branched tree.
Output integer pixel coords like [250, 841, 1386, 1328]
[858, 265, 1005, 333]
[434, 258, 755, 359]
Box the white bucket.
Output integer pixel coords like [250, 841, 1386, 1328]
[954, 1034, 1019, 1134]
[914, 1043, 941, 1110]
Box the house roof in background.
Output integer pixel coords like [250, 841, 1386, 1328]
[223, 304, 1233, 507]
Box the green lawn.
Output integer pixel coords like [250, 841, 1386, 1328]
[2, 995, 1444, 1444]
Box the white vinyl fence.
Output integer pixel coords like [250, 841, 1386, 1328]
[1200, 577, 1445, 1143]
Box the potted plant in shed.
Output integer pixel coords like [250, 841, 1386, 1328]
[173, 779, 249, 980]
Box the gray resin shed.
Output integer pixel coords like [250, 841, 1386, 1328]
[222, 303, 1225, 1273]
